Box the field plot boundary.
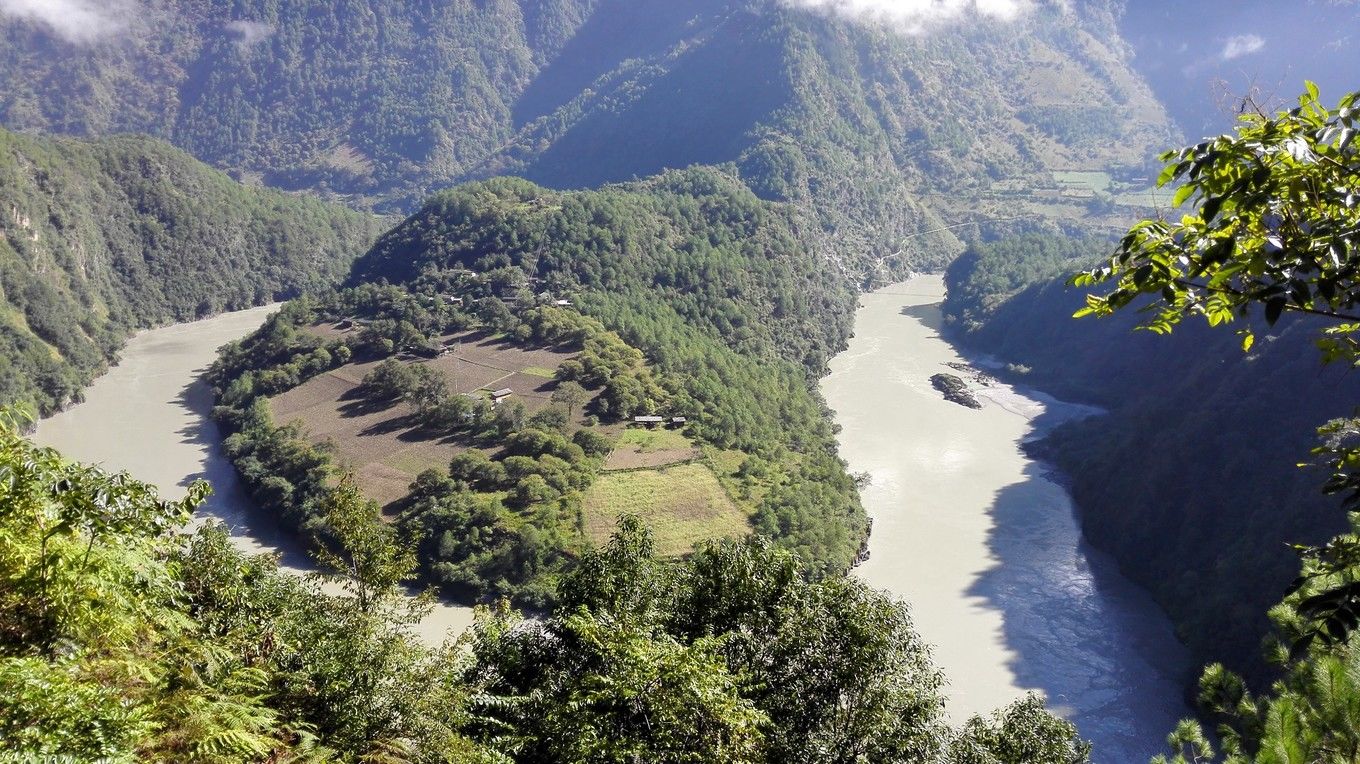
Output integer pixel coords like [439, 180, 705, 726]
[583, 462, 752, 557]
[602, 449, 700, 471]
[603, 427, 700, 471]
[269, 332, 588, 508]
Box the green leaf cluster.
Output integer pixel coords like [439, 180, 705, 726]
[0, 415, 482, 762]
[463, 516, 1090, 764]
[1073, 84, 1360, 354]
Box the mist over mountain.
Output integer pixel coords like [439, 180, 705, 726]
[1118, 0, 1360, 137]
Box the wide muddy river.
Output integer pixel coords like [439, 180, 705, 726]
[822, 275, 1192, 762]
[32, 306, 475, 644]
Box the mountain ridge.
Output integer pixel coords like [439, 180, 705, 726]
[1, 0, 1176, 276]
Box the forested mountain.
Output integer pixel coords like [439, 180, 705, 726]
[0, 0, 1174, 271]
[210, 169, 869, 606]
[16, 0, 1348, 757]
[472, 0, 1173, 270]
[943, 238, 1359, 679]
[0, 0, 1182, 668]
[0, 127, 382, 415]
[350, 171, 855, 376]
[0, 0, 597, 205]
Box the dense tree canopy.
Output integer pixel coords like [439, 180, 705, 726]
[943, 233, 1111, 330]
[213, 169, 872, 606]
[0, 418, 1091, 762]
[0, 416, 483, 762]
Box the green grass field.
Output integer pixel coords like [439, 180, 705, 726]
[704, 447, 746, 477]
[583, 463, 750, 556]
[1051, 170, 1111, 193]
[616, 427, 692, 452]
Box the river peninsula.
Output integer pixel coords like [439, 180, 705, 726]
[31, 279, 1190, 758]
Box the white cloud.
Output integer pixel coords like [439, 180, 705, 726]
[1220, 33, 1265, 61]
[0, 0, 134, 43]
[225, 19, 274, 48]
[779, 0, 1031, 33]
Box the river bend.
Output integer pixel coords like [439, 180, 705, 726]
[32, 306, 475, 644]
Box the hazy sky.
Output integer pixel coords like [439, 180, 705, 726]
[1118, 0, 1360, 135]
[778, 0, 1031, 33]
[0, 0, 129, 42]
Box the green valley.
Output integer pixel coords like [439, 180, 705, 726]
[208, 171, 867, 606]
[0, 0, 1173, 274]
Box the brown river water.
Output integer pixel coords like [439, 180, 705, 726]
[822, 275, 1192, 762]
[31, 305, 475, 644]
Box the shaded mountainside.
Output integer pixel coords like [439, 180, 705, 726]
[479, 0, 1174, 270]
[944, 240, 1357, 680]
[0, 0, 599, 205]
[1, 0, 1174, 271]
[0, 127, 382, 415]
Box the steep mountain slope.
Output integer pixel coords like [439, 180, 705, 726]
[943, 241, 1358, 679]
[0, 0, 1174, 271]
[0, 0, 598, 206]
[0, 127, 382, 415]
[481, 0, 1174, 268]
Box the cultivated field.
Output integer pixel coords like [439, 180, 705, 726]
[418, 330, 571, 414]
[270, 329, 587, 509]
[583, 463, 751, 557]
[603, 428, 699, 471]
